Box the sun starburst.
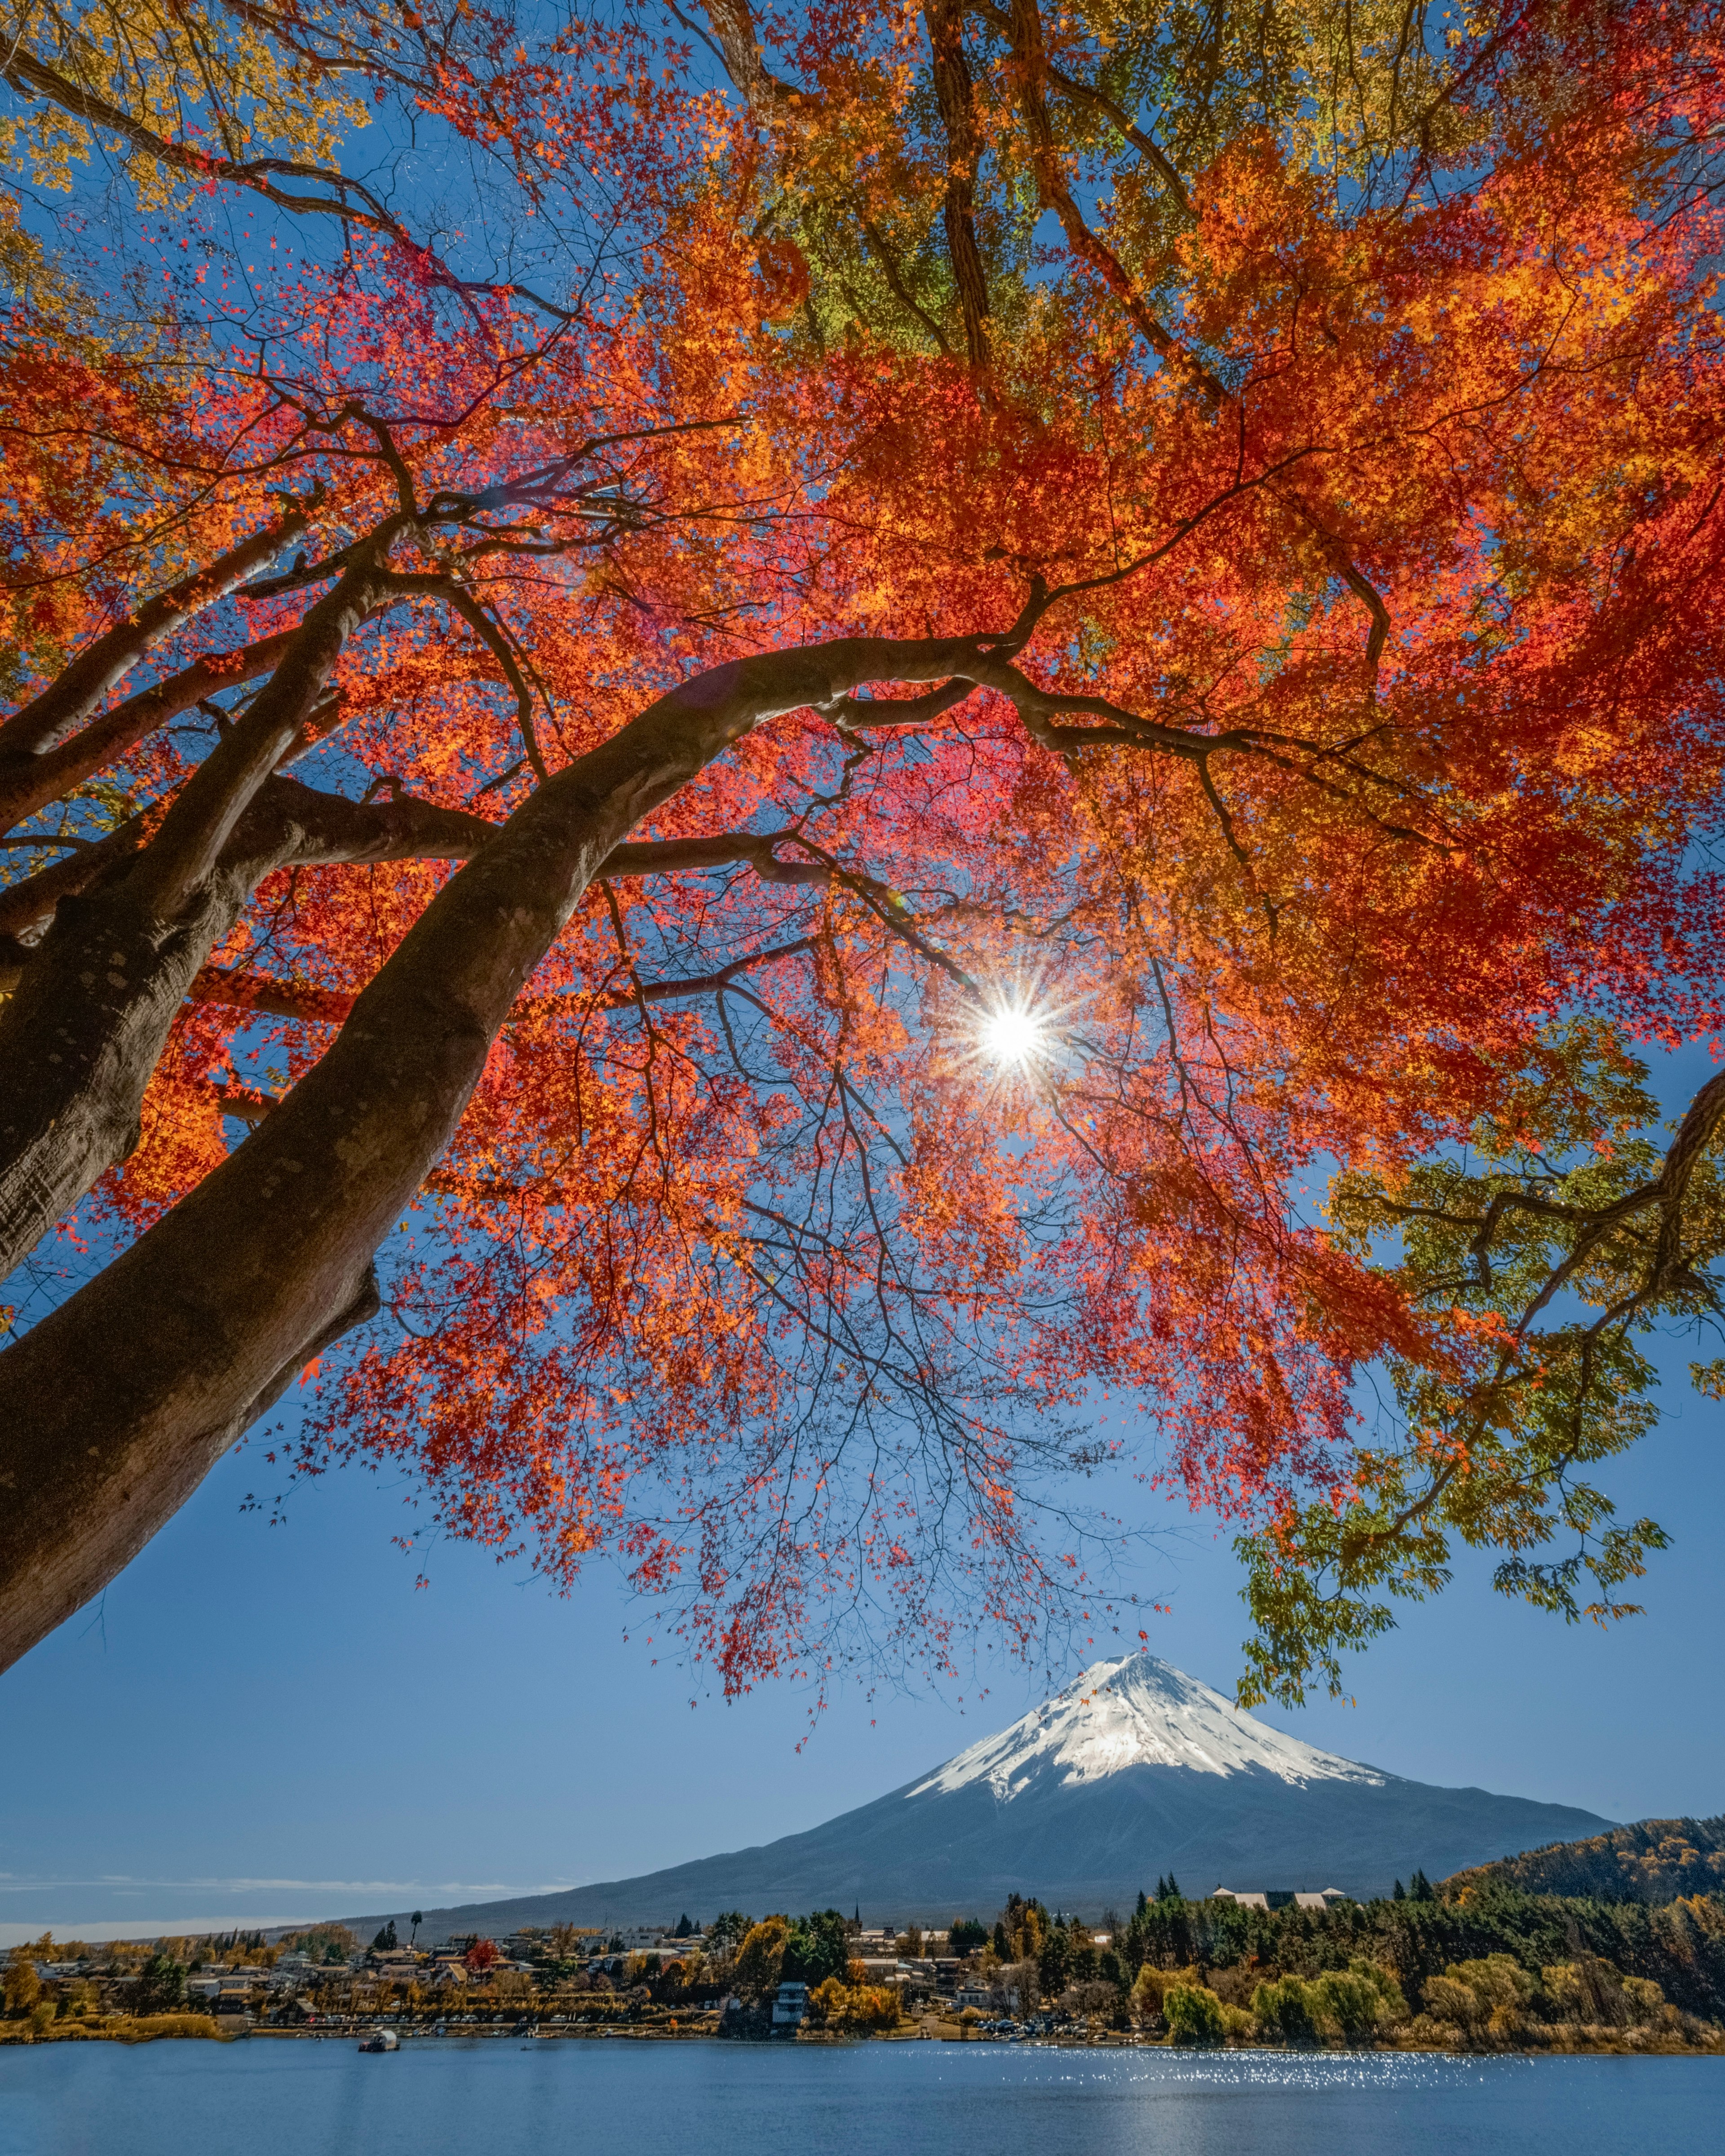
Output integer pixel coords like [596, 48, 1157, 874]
[948, 970, 1084, 1100]
[978, 1000, 1051, 1068]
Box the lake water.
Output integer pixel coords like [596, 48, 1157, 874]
[0, 2038, 1717, 2156]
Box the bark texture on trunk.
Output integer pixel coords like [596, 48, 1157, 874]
[0, 635, 989, 1670]
[0, 776, 497, 1283]
[0, 548, 402, 1281]
[927, 0, 993, 382]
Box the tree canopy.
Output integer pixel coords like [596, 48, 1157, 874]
[1, 1, 1723, 1702]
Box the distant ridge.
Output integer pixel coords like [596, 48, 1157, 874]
[330, 1654, 1612, 1945]
[1442, 1815, 1725, 1904]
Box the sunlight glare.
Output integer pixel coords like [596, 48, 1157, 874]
[980, 1002, 1047, 1066]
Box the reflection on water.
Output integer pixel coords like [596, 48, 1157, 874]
[0, 2038, 1717, 2156]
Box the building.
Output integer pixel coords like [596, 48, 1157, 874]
[1210, 1887, 1353, 1911]
[771, 1981, 809, 2028]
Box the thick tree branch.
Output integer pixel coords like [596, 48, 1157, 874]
[0, 809, 820, 980]
[0, 629, 300, 838]
[0, 625, 1025, 1670]
[966, 0, 1194, 216]
[0, 506, 309, 764]
[927, 0, 994, 387]
[699, 0, 814, 121]
[857, 214, 954, 355]
[124, 536, 403, 921]
[830, 678, 978, 730]
[1651, 1069, 1725, 1280]
[0, 816, 144, 954]
[192, 969, 355, 1027]
[601, 831, 832, 883]
[0, 758, 491, 1264]
[1006, 0, 1221, 396]
[211, 1080, 280, 1124]
[592, 936, 815, 1008]
[0, 47, 417, 243]
[191, 916, 820, 1032]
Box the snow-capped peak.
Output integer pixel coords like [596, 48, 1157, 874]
[908, 1654, 1388, 1804]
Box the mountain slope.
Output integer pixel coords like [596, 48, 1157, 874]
[1442, 1815, 1725, 1903]
[342, 1654, 1612, 1943]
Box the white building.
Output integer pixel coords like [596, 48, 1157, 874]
[771, 1981, 809, 2028]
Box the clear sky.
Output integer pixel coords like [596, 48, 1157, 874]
[2, 1292, 1720, 1947]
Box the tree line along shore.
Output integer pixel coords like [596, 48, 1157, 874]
[5, 1871, 1722, 2055]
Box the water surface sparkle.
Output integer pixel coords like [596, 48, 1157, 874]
[1, 2038, 1716, 2156]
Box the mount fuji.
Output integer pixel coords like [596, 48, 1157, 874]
[344, 1654, 1611, 1942]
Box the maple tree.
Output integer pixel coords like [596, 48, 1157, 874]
[0, 1, 1723, 1705]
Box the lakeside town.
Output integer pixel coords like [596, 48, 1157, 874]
[6, 1870, 1722, 2057]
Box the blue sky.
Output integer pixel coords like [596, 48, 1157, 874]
[2, 1301, 1720, 1946]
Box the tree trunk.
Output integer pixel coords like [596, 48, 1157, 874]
[0, 635, 986, 1670]
[927, 0, 992, 380]
[0, 545, 401, 1279]
[0, 777, 496, 1281]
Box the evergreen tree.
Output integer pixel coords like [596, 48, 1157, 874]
[784, 1909, 850, 1986]
[1393, 1880, 1407, 1901]
[134, 1954, 186, 2013]
[1410, 1871, 1435, 1904]
[1138, 1890, 1150, 1917]
[1166, 1876, 1182, 1903]
[708, 1913, 752, 1957]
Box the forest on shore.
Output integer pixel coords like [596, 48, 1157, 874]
[6, 1869, 1724, 2053]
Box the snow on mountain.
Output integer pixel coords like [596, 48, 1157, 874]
[336, 1652, 1614, 1940]
[909, 1654, 1386, 1801]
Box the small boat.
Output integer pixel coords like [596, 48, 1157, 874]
[358, 2029, 399, 2053]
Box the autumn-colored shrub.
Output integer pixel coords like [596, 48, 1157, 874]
[1252, 1976, 1320, 2044]
[805, 1978, 902, 2032]
[1165, 1985, 1226, 2046]
[108, 2014, 226, 2043]
[732, 1918, 789, 2003]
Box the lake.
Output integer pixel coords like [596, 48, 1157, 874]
[0, 2038, 1717, 2155]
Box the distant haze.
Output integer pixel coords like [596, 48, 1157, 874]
[335, 1655, 1611, 1943]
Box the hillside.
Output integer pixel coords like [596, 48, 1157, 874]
[1443, 1816, 1725, 1904]
[335, 1655, 1610, 1944]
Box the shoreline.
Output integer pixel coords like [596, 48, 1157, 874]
[5, 2017, 1721, 2060]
